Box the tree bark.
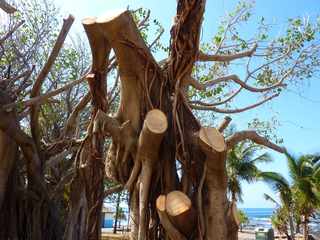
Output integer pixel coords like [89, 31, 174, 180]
[196, 127, 228, 240]
[303, 214, 309, 240]
[156, 195, 187, 240]
[64, 17, 110, 240]
[0, 130, 17, 209]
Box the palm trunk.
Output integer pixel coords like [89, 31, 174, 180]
[114, 192, 121, 234]
[289, 211, 295, 240]
[303, 214, 309, 240]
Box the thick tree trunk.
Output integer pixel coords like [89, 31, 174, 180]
[0, 90, 63, 240]
[64, 18, 110, 240]
[165, 191, 196, 237]
[130, 188, 140, 240]
[67, 1, 285, 239]
[226, 201, 240, 240]
[197, 127, 229, 240]
[0, 130, 17, 209]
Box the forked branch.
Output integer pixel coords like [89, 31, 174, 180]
[204, 74, 286, 93]
[30, 14, 74, 147]
[190, 92, 280, 113]
[198, 43, 257, 62]
[3, 74, 87, 111]
[226, 130, 285, 153]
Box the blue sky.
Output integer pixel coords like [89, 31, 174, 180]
[53, 0, 320, 208]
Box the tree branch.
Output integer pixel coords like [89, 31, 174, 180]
[190, 93, 280, 113]
[204, 74, 286, 92]
[182, 75, 206, 90]
[0, 20, 24, 44]
[226, 130, 285, 153]
[137, 9, 151, 29]
[3, 74, 87, 111]
[198, 43, 257, 62]
[0, 90, 46, 194]
[63, 92, 91, 138]
[0, 0, 16, 14]
[103, 184, 123, 198]
[217, 116, 232, 132]
[156, 195, 187, 240]
[29, 14, 74, 149]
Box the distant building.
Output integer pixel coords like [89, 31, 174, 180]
[101, 206, 113, 228]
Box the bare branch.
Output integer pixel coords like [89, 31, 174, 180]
[0, 0, 16, 13]
[217, 116, 232, 132]
[63, 92, 91, 138]
[137, 9, 151, 29]
[3, 74, 87, 111]
[226, 130, 285, 153]
[103, 184, 123, 198]
[45, 149, 74, 171]
[29, 14, 74, 147]
[204, 74, 286, 92]
[189, 86, 243, 107]
[183, 75, 206, 90]
[0, 20, 24, 44]
[148, 28, 164, 49]
[198, 43, 257, 62]
[190, 93, 280, 113]
[156, 195, 187, 240]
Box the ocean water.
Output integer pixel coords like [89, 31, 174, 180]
[241, 208, 320, 236]
[241, 208, 274, 229]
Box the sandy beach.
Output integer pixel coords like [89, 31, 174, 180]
[238, 231, 255, 240]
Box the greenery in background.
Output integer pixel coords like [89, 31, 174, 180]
[237, 209, 249, 232]
[262, 153, 320, 238]
[227, 141, 273, 202]
[1, 0, 320, 238]
[191, 0, 320, 141]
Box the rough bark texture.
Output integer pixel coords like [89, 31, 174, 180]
[0, 90, 63, 240]
[0, 1, 288, 239]
[64, 17, 110, 240]
[74, 3, 285, 240]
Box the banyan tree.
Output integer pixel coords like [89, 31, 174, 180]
[1, 0, 320, 239]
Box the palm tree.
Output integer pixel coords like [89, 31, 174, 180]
[286, 153, 320, 240]
[261, 152, 320, 240]
[261, 173, 295, 240]
[226, 142, 275, 240]
[311, 155, 320, 194]
[227, 142, 273, 203]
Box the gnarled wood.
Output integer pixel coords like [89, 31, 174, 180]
[30, 15, 74, 151]
[136, 109, 168, 240]
[165, 191, 196, 237]
[96, 10, 159, 130]
[197, 127, 228, 240]
[156, 195, 187, 240]
[65, 16, 110, 240]
[0, 130, 17, 209]
[0, 0, 16, 13]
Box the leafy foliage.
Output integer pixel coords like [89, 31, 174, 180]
[227, 141, 273, 202]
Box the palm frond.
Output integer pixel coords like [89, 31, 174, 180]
[250, 152, 273, 164]
[258, 171, 292, 206]
[263, 193, 280, 206]
[285, 151, 299, 181]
